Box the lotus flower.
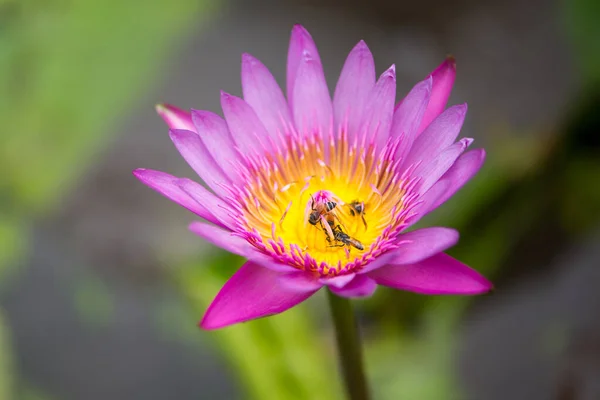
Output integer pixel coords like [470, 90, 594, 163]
[134, 25, 492, 330]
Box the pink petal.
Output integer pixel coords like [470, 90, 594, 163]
[414, 137, 473, 195]
[356, 251, 399, 274]
[292, 50, 332, 139]
[330, 275, 377, 298]
[191, 110, 242, 182]
[333, 40, 376, 143]
[278, 271, 323, 292]
[403, 104, 467, 170]
[241, 53, 292, 150]
[287, 25, 321, 108]
[200, 261, 319, 329]
[392, 227, 459, 265]
[358, 65, 396, 148]
[320, 273, 356, 288]
[426, 148, 486, 212]
[176, 178, 236, 230]
[368, 252, 493, 295]
[390, 78, 432, 163]
[221, 91, 271, 156]
[417, 57, 456, 135]
[155, 104, 195, 132]
[188, 221, 251, 257]
[169, 129, 230, 197]
[132, 169, 224, 228]
[405, 179, 452, 227]
[245, 252, 298, 273]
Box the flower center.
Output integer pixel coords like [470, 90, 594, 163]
[232, 132, 417, 276]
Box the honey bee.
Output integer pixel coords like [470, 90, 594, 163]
[327, 224, 364, 251]
[349, 200, 367, 230]
[308, 197, 337, 226]
[306, 196, 339, 241]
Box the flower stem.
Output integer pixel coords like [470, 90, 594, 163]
[326, 289, 370, 400]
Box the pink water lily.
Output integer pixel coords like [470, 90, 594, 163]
[134, 25, 492, 330]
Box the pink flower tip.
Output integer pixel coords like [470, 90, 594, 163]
[477, 148, 487, 163]
[199, 315, 220, 330]
[220, 90, 232, 102]
[155, 103, 183, 118]
[383, 64, 396, 79]
[444, 54, 457, 70]
[242, 52, 258, 65]
[132, 168, 147, 177]
[355, 39, 368, 49]
[292, 24, 311, 36]
[155, 103, 195, 131]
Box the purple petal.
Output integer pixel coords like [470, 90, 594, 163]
[391, 227, 459, 265]
[221, 91, 271, 155]
[241, 53, 292, 150]
[292, 50, 332, 139]
[417, 57, 456, 135]
[169, 129, 230, 197]
[287, 25, 321, 108]
[200, 261, 319, 329]
[390, 78, 432, 163]
[426, 148, 486, 212]
[414, 137, 473, 194]
[155, 104, 195, 132]
[188, 221, 251, 257]
[368, 252, 493, 295]
[132, 169, 224, 228]
[330, 275, 377, 298]
[176, 178, 236, 230]
[403, 104, 467, 170]
[320, 273, 356, 288]
[191, 110, 242, 182]
[358, 65, 396, 148]
[278, 271, 323, 292]
[333, 40, 376, 143]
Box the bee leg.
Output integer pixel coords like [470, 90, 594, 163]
[332, 213, 348, 232]
[361, 214, 368, 230]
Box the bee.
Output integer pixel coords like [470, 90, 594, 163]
[349, 200, 367, 230]
[308, 197, 337, 226]
[328, 224, 364, 251]
[306, 196, 339, 241]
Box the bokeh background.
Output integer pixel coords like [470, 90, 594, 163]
[1, 0, 599, 399]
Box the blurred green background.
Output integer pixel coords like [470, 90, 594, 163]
[0, 0, 599, 399]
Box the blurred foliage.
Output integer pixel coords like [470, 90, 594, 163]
[0, 0, 212, 398]
[0, 0, 209, 212]
[565, 0, 600, 84]
[0, 311, 14, 399]
[0, 216, 27, 283]
[73, 272, 115, 329]
[0, 0, 211, 280]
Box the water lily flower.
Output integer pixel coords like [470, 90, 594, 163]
[134, 25, 492, 330]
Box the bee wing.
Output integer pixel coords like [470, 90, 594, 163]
[320, 215, 335, 241]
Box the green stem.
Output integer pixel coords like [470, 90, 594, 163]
[326, 289, 370, 400]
